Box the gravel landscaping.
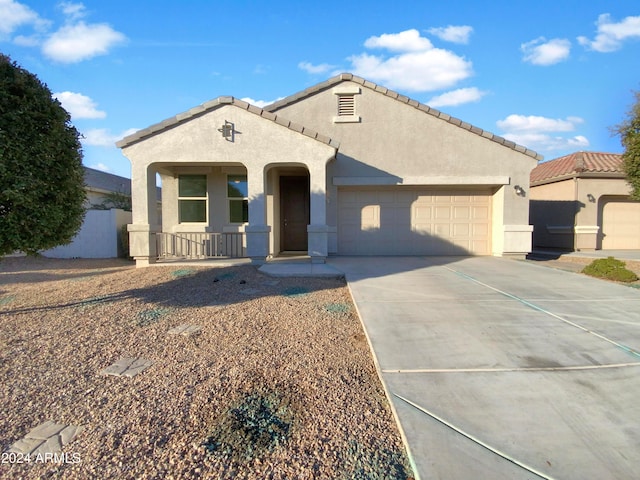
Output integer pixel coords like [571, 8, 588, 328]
[0, 256, 413, 479]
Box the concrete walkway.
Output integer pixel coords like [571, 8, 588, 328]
[328, 256, 640, 480]
[531, 249, 640, 262]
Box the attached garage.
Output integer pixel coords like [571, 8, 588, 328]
[530, 152, 638, 252]
[122, 73, 539, 266]
[337, 187, 492, 255]
[601, 199, 640, 249]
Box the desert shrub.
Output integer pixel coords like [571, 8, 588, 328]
[582, 257, 638, 282]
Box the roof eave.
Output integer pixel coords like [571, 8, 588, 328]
[116, 97, 339, 151]
[265, 73, 542, 161]
[531, 171, 627, 187]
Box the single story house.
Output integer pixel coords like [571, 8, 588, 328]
[117, 73, 541, 267]
[530, 151, 640, 251]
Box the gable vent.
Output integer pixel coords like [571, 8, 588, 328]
[337, 94, 355, 117]
[333, 85, 361, 123]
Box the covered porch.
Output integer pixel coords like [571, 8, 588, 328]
[118, 98, 338, 267]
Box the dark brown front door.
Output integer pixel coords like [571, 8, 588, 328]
[280, 176, 309, 251]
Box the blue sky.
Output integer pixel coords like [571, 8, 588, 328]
[1, 0, 639, 179]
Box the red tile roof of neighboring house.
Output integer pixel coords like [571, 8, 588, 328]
[530, 151, 624, 184]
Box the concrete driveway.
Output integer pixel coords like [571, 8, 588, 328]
[328, 256, 640, 480]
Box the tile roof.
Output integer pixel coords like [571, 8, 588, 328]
[84, 166, 131, 195]
[530, 151, 624, 184]
[265, 73, 542, 160]
[84, 166, 161, 201]
[115, 97, 339, 150]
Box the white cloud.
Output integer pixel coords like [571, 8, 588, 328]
[427, 87, 487, 108]
[13, 33, 39, 46]
[348, 29, 472, 92]
[240, 97, 284, 108]
[54, 91, 106, 119]
[298, 61, 337, 75]
[364, 29, 433, 51]
[88, 162, 110, 172]
[578, 14, 640, 52]
[0, 0, 37, 35]
[0, 0, 49, 38]
[497, 114, 583, 132]
[521, 37, 571, 65]
[42, 21, 126, 63]
[350, 50, 472, 92]
[502, 132, 589, 152]
[428, 25, 473, 44]
[0, 1, 126, 62]
[58, 1, 86, 21]
[299, 29, 472, 92]
[497, 114, 589, 152]
[82, 127, 137, 147]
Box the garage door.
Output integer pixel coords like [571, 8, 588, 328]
[338, 187, 491, 255]
[602, 199, 640, 249]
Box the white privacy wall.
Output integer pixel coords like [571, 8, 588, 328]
[43, 209, 131, 258]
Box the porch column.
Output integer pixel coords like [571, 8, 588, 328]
[308, 162, 329, 263]
[128, 164, 161, 267]
[245, 167, 270, 264]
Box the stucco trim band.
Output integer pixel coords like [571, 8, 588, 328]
[332, 176, 510, 186]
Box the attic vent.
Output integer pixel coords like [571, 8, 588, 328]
[337, 94, 355, 117]
[333, 85, 361, 123]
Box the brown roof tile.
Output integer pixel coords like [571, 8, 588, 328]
[530, 152, 624, 184]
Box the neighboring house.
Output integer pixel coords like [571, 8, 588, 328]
[43, 167, 161, 259]
[117, 73, 541, 267]
[530, 151, 640, 251]
[83, 165, 132, 209]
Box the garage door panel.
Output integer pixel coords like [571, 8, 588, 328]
[453, 206, 470, 219]
[435, 195, 453, 203]
[602, 200, 640, 249]
[361, 205, 378, 226]
[414, 206, 432, 221]
[453, 223, 470, 236]
[473, 206, 490, 219]
[435, 207, 451, 219]
[472, 239, 489, 253]
[473, 223, 490, 236]
[433, 223, 452, 237]
[338, 187, 491, 255]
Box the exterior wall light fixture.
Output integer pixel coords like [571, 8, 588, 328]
[514, 185, 526, 197]
[219, 121, 235, 142]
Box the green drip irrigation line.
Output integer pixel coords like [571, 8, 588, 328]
[443, 266, 640, 360]
[393, 393, 557, 480]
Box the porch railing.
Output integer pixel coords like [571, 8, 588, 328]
[156, 232, 246, 260]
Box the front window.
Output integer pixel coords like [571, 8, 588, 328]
[227, 174, 248, 223]
[178, 175, 207, 223]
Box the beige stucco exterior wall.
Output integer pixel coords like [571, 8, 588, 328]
[121, 104, 335, 265]
[272, 81, 537, 255]
[531, 176, 634, 250]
